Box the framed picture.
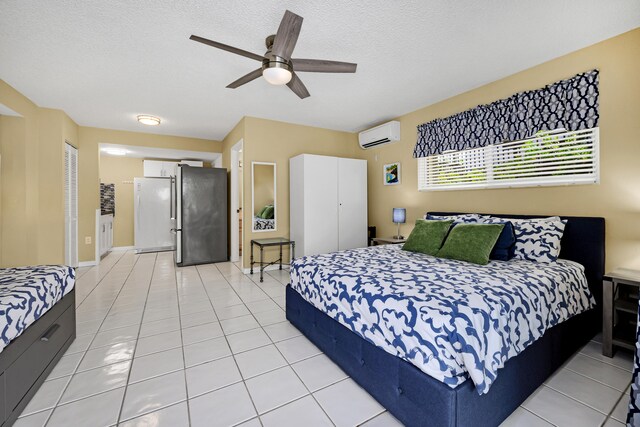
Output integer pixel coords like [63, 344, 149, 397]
[383, 162, 401, 186]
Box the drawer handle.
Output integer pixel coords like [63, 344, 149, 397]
[40, 324, 60, 342]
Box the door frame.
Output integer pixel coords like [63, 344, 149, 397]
[230, 139, 243, 263]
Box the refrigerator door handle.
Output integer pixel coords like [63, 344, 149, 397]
[170, 176, 175, 221]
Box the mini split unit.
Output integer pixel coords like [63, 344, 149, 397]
[358, 121, 401, 149]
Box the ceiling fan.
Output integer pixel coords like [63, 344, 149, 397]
[190, 10, 357, 99]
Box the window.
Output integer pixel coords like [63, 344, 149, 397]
[417, 128, 599, 191]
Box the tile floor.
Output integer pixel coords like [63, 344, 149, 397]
[14, 250, 635, 427]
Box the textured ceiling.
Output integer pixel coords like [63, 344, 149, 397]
[0, 1, 638, 140]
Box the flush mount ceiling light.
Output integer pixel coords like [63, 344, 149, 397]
[103, 148, 127, 156]
[137, 115, 161, 126]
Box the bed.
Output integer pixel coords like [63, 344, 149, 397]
[0, 265, 76, 427]
[286, 212, 604, 427]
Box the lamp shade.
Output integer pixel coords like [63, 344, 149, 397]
[392, 208, 406, 224]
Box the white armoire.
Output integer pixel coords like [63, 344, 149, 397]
[290, 154, 367, 257]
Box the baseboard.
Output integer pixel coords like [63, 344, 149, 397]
[78, 261, 97, 267]
[112, 246, 135, 251]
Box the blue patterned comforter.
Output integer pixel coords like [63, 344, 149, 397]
[290, 245, 594, 394]
[0, 265, 75, 353]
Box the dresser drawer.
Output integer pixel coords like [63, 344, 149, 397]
[5, 303, 75, 412]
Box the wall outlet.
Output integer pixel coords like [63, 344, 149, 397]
[85, 236, 92, 244]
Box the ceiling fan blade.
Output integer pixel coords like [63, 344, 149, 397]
[292, 58, 357, 73]
[271, 10, 303, 60]
[287, 73, 310, 99]
[227, 68, 263, 89]
[190, 35, 264, 62]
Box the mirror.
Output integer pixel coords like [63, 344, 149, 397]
[251, 162, 276, 232]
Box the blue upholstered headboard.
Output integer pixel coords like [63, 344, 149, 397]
[427, 212, 606, 309]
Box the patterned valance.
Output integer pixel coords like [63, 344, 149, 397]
[413, 70, 599, 158]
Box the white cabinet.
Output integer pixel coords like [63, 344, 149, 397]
[290, 154, 367, 257]
[99, 214, 113, 256]
[143, 160, 178, 178]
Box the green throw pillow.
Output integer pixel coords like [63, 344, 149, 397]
[436, 223, 505, 265]
[402, 219, 453, 256]
[262, 206, 275, 219]
[256, 206, 268, 218]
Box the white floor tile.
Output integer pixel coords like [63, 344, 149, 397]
[90, 325, 139, 349]
[180, 310, 218, 329]
[64, 334, 93, 355]
[360, 411, 404, 427]
[263, 321, 302, 342]
[246, 299, 280, 314]
[227, 328, 272, 354]
[189, 382, 257, 427]
[234, 344, 288, 379]
[245, 366, 308, 414]
[566, 353, 632, 391]
[522, 385, 606, 426]
[47, 387, 124, 427]
[138, 316, 180, 338]
[183, 336, 232, 367]
[276, 335, 321, 364]
[291, 354, 348, 392]
[59, 360, 130, 404]
[77, 340, 135, 371]
[500, 407, 554, 426]
[21, 376, 70, 416]
[611, 394, 630, 422]
[260, 395, 332, 426]
[236, 418, 262, 427]
[314, 378, 384, 427]
[603, 417, 625, 426]
[214, 304, 252, 320]
[14, 409, 52, 427]
[119, 402, 190, 427]
[135, 330, 182, 357]
[129, 347, 184, 383]
[186, 356, 242, 397]
[182, 321, 224, 345]
[120, 371, 187, 421]
[253, 308, 286, 326]
[47, 352, 83, 380]
[220, 314, 261, 335]
[580, 341, 634, 371]
[545, 367, 622, 414]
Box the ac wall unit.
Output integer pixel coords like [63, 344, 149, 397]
[358, 121, 401, 149]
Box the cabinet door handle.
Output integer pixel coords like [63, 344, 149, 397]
[40, 324, 60, 342]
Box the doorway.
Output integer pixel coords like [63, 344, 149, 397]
[230, 139, 243, 263]
[64, 142, 78, 267]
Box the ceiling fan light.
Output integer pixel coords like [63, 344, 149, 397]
[262, 66, 292, 85]
[137, 115, 161, 126]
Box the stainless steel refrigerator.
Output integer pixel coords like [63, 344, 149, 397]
[171, 165, 227, 266]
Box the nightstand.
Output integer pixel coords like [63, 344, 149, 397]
[603, 268, 640, 357]
[372, 237, 406, 245]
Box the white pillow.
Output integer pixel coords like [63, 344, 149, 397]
[424, 213, 484, 224]
[487, 216, 566, 262]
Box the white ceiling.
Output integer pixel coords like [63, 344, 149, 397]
[0, 103, 21, 117]
[0, 1, 638, 141]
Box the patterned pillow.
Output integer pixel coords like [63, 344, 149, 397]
[486, 216, 566, 263]
[424, 213, 484, 224]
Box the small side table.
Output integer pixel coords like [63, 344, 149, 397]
[603, 268, 640, 357]
[372, 237, 407, 246]
[250, 238, 295, 283]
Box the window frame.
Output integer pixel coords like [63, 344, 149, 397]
[417, 127, 600, 192]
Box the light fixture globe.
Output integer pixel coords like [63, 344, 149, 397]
[262, 54, 292, 85]
[137, 115, 161, 126]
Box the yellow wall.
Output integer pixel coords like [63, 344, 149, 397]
[0, 80, 78, 267]
[99, 156, 143, 247]
[240, 117, 358, 268]
[360, 28, 640, 270]
[78, 127, 222, 262]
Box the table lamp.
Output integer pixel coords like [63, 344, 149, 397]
[393, 208, 406, 239]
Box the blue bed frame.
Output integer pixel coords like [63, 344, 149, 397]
[285, 213, 605, 427]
